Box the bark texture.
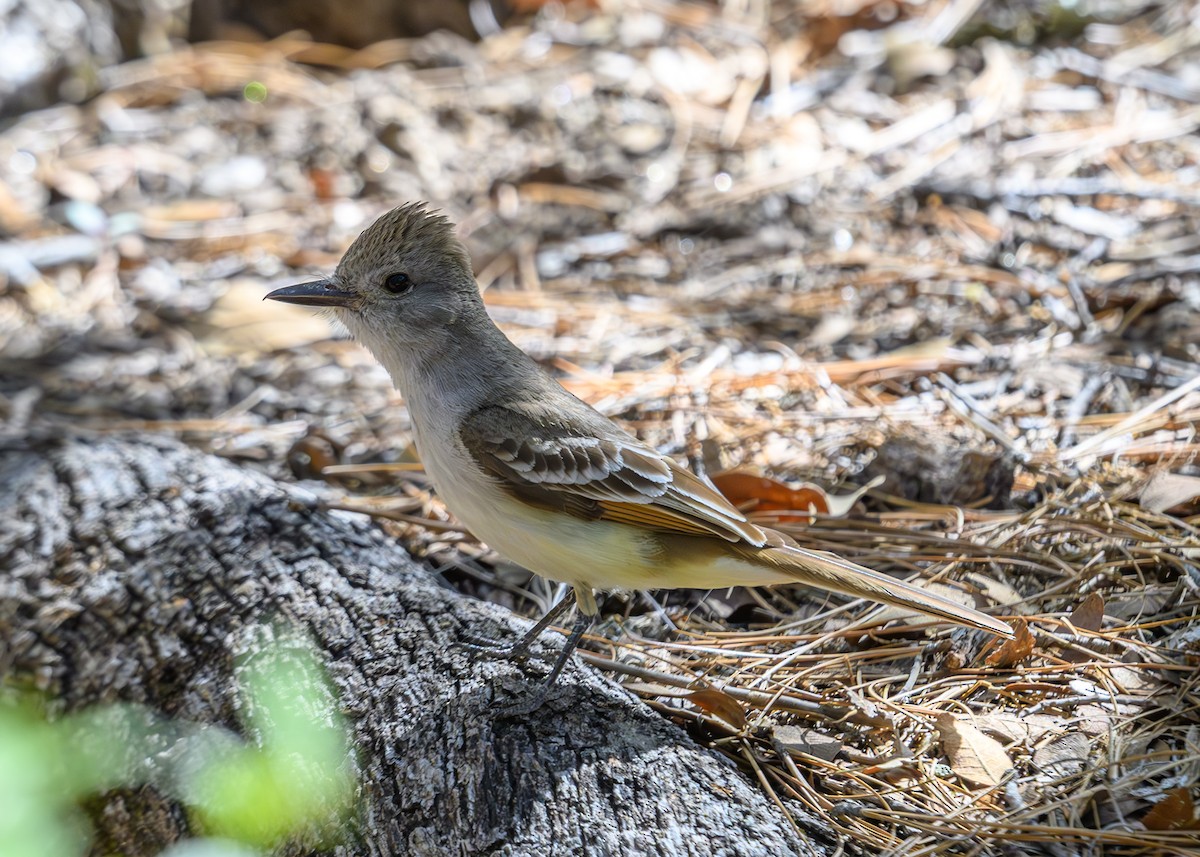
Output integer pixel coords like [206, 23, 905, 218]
[0, 436, 829, 857]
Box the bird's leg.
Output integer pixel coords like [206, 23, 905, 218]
[535, 607, 593, 688]
[460, 588, 577, 662]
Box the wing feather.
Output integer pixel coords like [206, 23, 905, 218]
[460, 404, 765, 545]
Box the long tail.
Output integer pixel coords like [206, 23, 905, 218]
[736, 533, 1014, 638]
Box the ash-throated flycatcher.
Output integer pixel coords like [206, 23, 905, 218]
[266, 203, 1013, 703]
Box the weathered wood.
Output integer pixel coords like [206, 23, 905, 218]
[0, 436, 829, 857]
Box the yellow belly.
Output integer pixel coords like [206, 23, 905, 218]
[437, 463, 661, 591]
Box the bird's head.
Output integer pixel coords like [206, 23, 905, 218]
[266, 202, 482, 355]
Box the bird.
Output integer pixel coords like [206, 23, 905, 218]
[266, 202, 1014, 706]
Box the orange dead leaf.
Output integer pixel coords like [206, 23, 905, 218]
[1143, 788, 1200, 831]
[986, 618, 1034, 667]
[308, 167, 337, 200]
[711, 472, 880, 523]
[711, 472, 828, 522]
[686, 689, 747, 730]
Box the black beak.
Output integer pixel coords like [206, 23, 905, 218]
[264, 280, 357, 307]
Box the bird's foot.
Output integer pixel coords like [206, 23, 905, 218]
[497, 611, 594, 715]
[457, 591, 578, 664]
[456, 633, 535, 663]
[457, 591, 594, 714]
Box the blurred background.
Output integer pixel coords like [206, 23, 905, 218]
[4, 0, 1198, 560]
[5, 0, 1198, 489]
[4, 0, 1200, 849]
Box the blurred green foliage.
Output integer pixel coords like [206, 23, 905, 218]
[0, 635, 355, 857]
[187, 644, 356, 847]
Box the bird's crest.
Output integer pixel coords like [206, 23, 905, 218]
[336, 201, 472, 279]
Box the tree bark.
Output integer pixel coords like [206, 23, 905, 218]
[0, 436, 831, 857]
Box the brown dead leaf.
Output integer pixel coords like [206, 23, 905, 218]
[986, 618, 1034, 667]
[686, 689, 747, 730]
[623, 683, 749, 732]
[1032, 733, 1090, 781]
[936, 713, 1013, 788]
[1140, 471, 1200, 513]
[1104, 586, 1175, 621]
[1068, 592, 1105, 633]
[974, 712, 1060, 745]
[1104, 664, 1166, 696]
[287, 431, 344, 480]
[964, 572, 1024, 613]
[1143, 788, 1200, 831]
[1074, 704, 1115, 737]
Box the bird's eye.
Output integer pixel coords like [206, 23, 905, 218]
[383, 272, 412, 294]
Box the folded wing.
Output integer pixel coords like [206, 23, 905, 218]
[459, 403, 766, 545]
